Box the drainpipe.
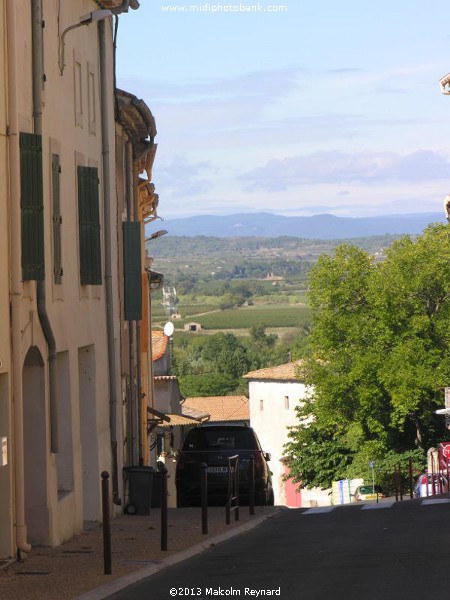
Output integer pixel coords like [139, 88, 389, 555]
[31, 0, 59, 455]
[99, 20, 120, 503]
[133, 157, 143, 464]
[127, 159, 137, 466]
[133, 169, 143, 466]
[6, 0, 32, 557]
[125, 142, 133, 465]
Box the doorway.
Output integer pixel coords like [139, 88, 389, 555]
[23, 346, 48, 544]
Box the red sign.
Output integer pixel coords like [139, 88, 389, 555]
[441, 443, 450, 458]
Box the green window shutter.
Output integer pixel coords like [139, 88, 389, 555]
[123, 221, 142, 321]
[77, 166, 102, 285]
[52, 154, 63, 284]
[20, 132, 44, 281]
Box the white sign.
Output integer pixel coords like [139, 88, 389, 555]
[1, 437, 7, 467]
[445, 387, 450, 409]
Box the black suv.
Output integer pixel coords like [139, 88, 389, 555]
[175, 425, 274, 507]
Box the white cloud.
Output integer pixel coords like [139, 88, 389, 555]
[155, 156, 217, 197]
[240, 150, 450, 192]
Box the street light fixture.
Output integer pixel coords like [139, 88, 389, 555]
[59, 10, 112, 75]
[440, 73, 450, 95]
[145, 229, 168, 243]
[444, 195, 450, 223]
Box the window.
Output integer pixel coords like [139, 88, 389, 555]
[260, 399, 264, 411]
[123, 221, 142, 320]
[20, 132, 44, 281]
[77, 166, 101, 285]
[87, 64, 96, 134]
[52, 154, 63, 284]
[74, 58, 83, 127]
[284, 396, 289, 410]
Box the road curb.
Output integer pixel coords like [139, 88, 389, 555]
[74, 509, 282, 600]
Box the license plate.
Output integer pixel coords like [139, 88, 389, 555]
[207, 466, 228, 473]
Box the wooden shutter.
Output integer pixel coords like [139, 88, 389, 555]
[52, 154, 63, 284]
[20, 132, 44, 281]
[123, 221, 142, 321]
[77, 166, 102, 285]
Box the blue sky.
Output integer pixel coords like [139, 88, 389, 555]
[116, 1, 450, 219]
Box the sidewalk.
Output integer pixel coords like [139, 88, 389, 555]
[0, 506, 279, 600]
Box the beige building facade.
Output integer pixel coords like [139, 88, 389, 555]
[0, 0, 14, 560]
[0, 0, 152, 560]
[245, 362, 331, 507]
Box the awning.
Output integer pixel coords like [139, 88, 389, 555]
[160, 414, 203, 427]
[147, 406, 203, 429]
[147, 406, 171, 424]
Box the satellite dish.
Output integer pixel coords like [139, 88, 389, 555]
[164, 321, 175, 337]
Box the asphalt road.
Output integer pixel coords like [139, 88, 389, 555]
[106, 497, 450, 600]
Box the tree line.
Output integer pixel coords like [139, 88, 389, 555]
[285, 224, 450, 488]
[173, 325, 304, 397]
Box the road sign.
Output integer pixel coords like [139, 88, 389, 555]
[445, 388, 450, 408]
[440, 443, 450, 458]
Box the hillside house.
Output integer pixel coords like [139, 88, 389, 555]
[244, 361, 329, 507]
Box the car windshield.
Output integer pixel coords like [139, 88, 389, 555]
[182, 428, 258, 451]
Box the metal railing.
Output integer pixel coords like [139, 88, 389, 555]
[226, 455, 240, 525]
[249, 456, 255, 516]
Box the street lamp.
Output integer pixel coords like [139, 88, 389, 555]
[440, 73, 450, 95]
[145, 229, 168, 243]
[444, 195, 450, 223]
[58, 10, 112, 75]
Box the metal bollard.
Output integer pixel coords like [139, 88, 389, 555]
[161, 466, 168, 551]
[101, 471, 112, 575]
[409, 458, 413, 499]
[394, 467, 399, 502]
[201, 463, 208, 535]
[249, 456, 255, 516]
[399, 465, 403, 501]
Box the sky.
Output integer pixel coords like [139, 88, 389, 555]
[115, 1, 450, 219]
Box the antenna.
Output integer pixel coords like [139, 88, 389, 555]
[162, 286, 179, 317]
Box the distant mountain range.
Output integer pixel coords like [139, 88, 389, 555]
[161, 212, 446, 239]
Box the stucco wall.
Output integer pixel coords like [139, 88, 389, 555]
[9, 0, 118, 547]
[0, 0, 14, 560]
[248, 379, 308, 506]
[0, 0, 9, 374]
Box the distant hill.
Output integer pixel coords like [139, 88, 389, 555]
[160, 212, 446, 239]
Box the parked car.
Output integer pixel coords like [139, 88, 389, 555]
[175, 425, 274, 507]
[413, 473, 445, 498]
[354, 484, 385, 502]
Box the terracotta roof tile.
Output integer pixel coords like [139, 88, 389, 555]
[244, 360, 305, 382]
[182, 396, 249, 422]
[161, 414, 202, 427]
[152, 330, 168, 362]
[182, 406, 210, 421]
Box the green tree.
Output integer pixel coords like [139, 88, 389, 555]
[178, 373, 237, 397]
[201, 333, 250, 379]
[285, 224, 450, 489]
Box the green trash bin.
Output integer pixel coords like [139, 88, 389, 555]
[124, 466, 155, 515]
